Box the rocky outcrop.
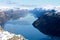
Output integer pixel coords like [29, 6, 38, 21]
[0, 26, 27, 40]
[32, 12, 60, 37]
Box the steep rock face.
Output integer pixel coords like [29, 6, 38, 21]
[32, 12, 60, 37]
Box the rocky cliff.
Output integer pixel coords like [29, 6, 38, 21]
[32, 12, 60, 37]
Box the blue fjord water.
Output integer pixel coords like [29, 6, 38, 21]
[4, 14, 49, 40]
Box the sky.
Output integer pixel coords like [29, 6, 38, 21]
[0, 0, 60, 8]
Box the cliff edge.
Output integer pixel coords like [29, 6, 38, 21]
[0, 26, 27, 40]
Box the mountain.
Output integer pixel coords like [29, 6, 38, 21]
[32, 11, 60, 37]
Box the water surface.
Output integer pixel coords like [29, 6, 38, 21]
[4, 14, 47, 40]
